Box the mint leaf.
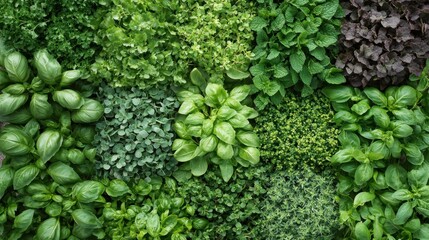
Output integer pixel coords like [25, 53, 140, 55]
[250, 17, 268, 31]
[290, 50, 306, 72]
[320, 1, 339, 20]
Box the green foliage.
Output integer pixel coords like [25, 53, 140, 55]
[174, 0, 255, 82]
[250, 0, 344, 109]
[323, 70, 429, 239]
[0, 0, 101, 71]
[102, 177, 205, 239]
[94, 83, 179, 181]
[93, 0, 255, 88]
[0, 50, 104, 238]
[255, 90, 340, 171]
[173, 69, 260, 182]
[255, 168, 340, 240]
[176, 166, 268, 240]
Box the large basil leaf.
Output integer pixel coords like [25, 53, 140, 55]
[236, 131, 260, 147]
[174, 143, 198, 162]
[229, 85, 251, 102]
[72, 209, 102, 229]
[0, 107, 32, 124]
[213, 122, 235, 145]
[408, 165, 429, 189]
[354, 163, 374, 186]
[160, 215, 178, 236]
[363, 87, 387, 106]
[190, 157, 208, 177]
[60, 70, 81, 87]
[34, 50, 62, 85]
[36, 130, 63, 163]
[13, 164, 40, 190]
[393, 85, 418, 107]
[393, 201, 413, 225]
[370, 107, 390, 128]
[0, 166, 14, 199]
[199, 135, 218, 152]
[30, 93, 53, 119]
[13, 209, 34, 231]
[53, 89, 84, 110]
[0, 93, 28, 115]
[219, 162, 234, 182]
[415, 224, 429, 239]
[36, 218, 61, 240]
[205, 83, 228, 107]
[147, 212, 161, 237]
[189, 68, 206, 90]
[71, 99, 103, 123]
[216, 141, 234, 160]
[47, 162, 81, 185]
[0, 127, 32, 156]
[4, 52, 30, 83]
[353, 192, 375, 207]
[385, 164, 408, 190]
[106, 179, 130, 197]
[322, 85, 354, 103]
[238, 147, 260, 165]
[354, 222, 371, 240]
[404, 143, 424, 165]
[72, 181, 105, 203]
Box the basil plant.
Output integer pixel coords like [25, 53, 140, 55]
[173, 68, 260, 182]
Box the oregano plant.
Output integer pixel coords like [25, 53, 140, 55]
[172, 69, 260, 182]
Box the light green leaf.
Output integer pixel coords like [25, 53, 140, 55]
[355, 163, 374, 186]
[190, 68, 206, 88]
[393, 202, 413, 225]
[322, 86, 354, 103]
[238, 147, 260, 165]
[353, 192, 375, 207]
[36, 218, 60, 240]
[72, 209, 102, 229]
[106, 179, 130, 197]
[226, 68, 250, 80]
[174, 143, 198, 162]
[351, 100, 370, 115]
[250, 16, 268, 31]
[219, 163, 234, 182]
[216, 141, 234, 160]
[213, 122, 236, 145]
[13, 164, 39, 190]
[190, 157, 208, 176]
[47, 162, 81, 185]
[230, 85, 251, 102]
[290, 49, 306, 72]
[147, 212, 161, 237]
[355, 222, 371, 240]
[36, 130, 63, 163]
[320, 1, 339, 20]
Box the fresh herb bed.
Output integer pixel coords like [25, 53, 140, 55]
[0, 0, 428, 239]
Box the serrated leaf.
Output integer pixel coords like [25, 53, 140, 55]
[290, 50, 306, 72]
[250, 17, 268, 31]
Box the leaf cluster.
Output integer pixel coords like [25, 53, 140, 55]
[173, 0, 255, 82]
[176, 165, 268, 240]
[255, 90, 340, 171]
[336, 0, 429, 88]
[172, 69, 260, 182]
[0, 0, 101, 72]
[254, 168, 340, 240]
[323, 74, 429, 239]
[94, 83, 179, 181]
[250, 0, 344, 109]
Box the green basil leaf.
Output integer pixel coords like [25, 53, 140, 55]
[13, 164, 39, 190]
[226, 68, 250, 80]
[34, 50, 62, 85]
[36, 130, 63, 163]
[4, 52, 30, 83]
[71, 99, 104, 123]
[355, 222, 371, 240]
[351, 100, 370, 115]
[334, 110, 358, 123]
[45, 202, 62, 217]
[238, 106, 258, 119]
[174, 143, 198, 162]
[184, 112, 206, 125]
[216, 141, 234, 160]
[392, 189, 413, 201]
[190, 157, 208, 177]
[338, 131, 360, 148]
[13, 209, 34, 231]
[408, 165, 429, 189]
[0, 93, 28, 115]
[353, 192, 375, 207]
[392, 108, 416, 124]
[370, 107, 390, 128]
[189, 68, 206, 89]
[385, 164, 408, 190]
[219, 162, 234, 182]
[213, 122, 235, 145]
[0, 166, 14, 199]
[72, 209, 102, 229]
[106, 179, 130, 197]
[30, 93, 53, 119]
[354, 163, 374, 186]
[238, 147, 260, 165]
[404, 218, 421, 233]
[200, 135, 218, 152]
[53, 89, 85, 110]
[415, 224, 429, 239]
[217, 105, 236, 120]
[404, 143, 424, 165]
[36, 218, 61, 240]
[236, 131, 259, 147]
[0, 108, 32, 124]
[393, 85, 418, 107]
[178, 100, 197, 115]
[72, 181, 105, 203]
[322, 85, 354, 103]
[393, 202, 413, 225]
[147, 212, 161, 237]
[201, 118, 214, 136]
[391, 122, 413, 138]
[363, 87, 387, 106]
[3, 83, 26, 95]
[160, 215, 178, 236]
[47, 162, 81, 185]
[331, 148, 355, 164]
[0, 127, 33, 156]
[205, 83, 228, 107]
[60, 70, 81, 87]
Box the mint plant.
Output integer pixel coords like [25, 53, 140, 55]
[250, 0, 344, 109]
